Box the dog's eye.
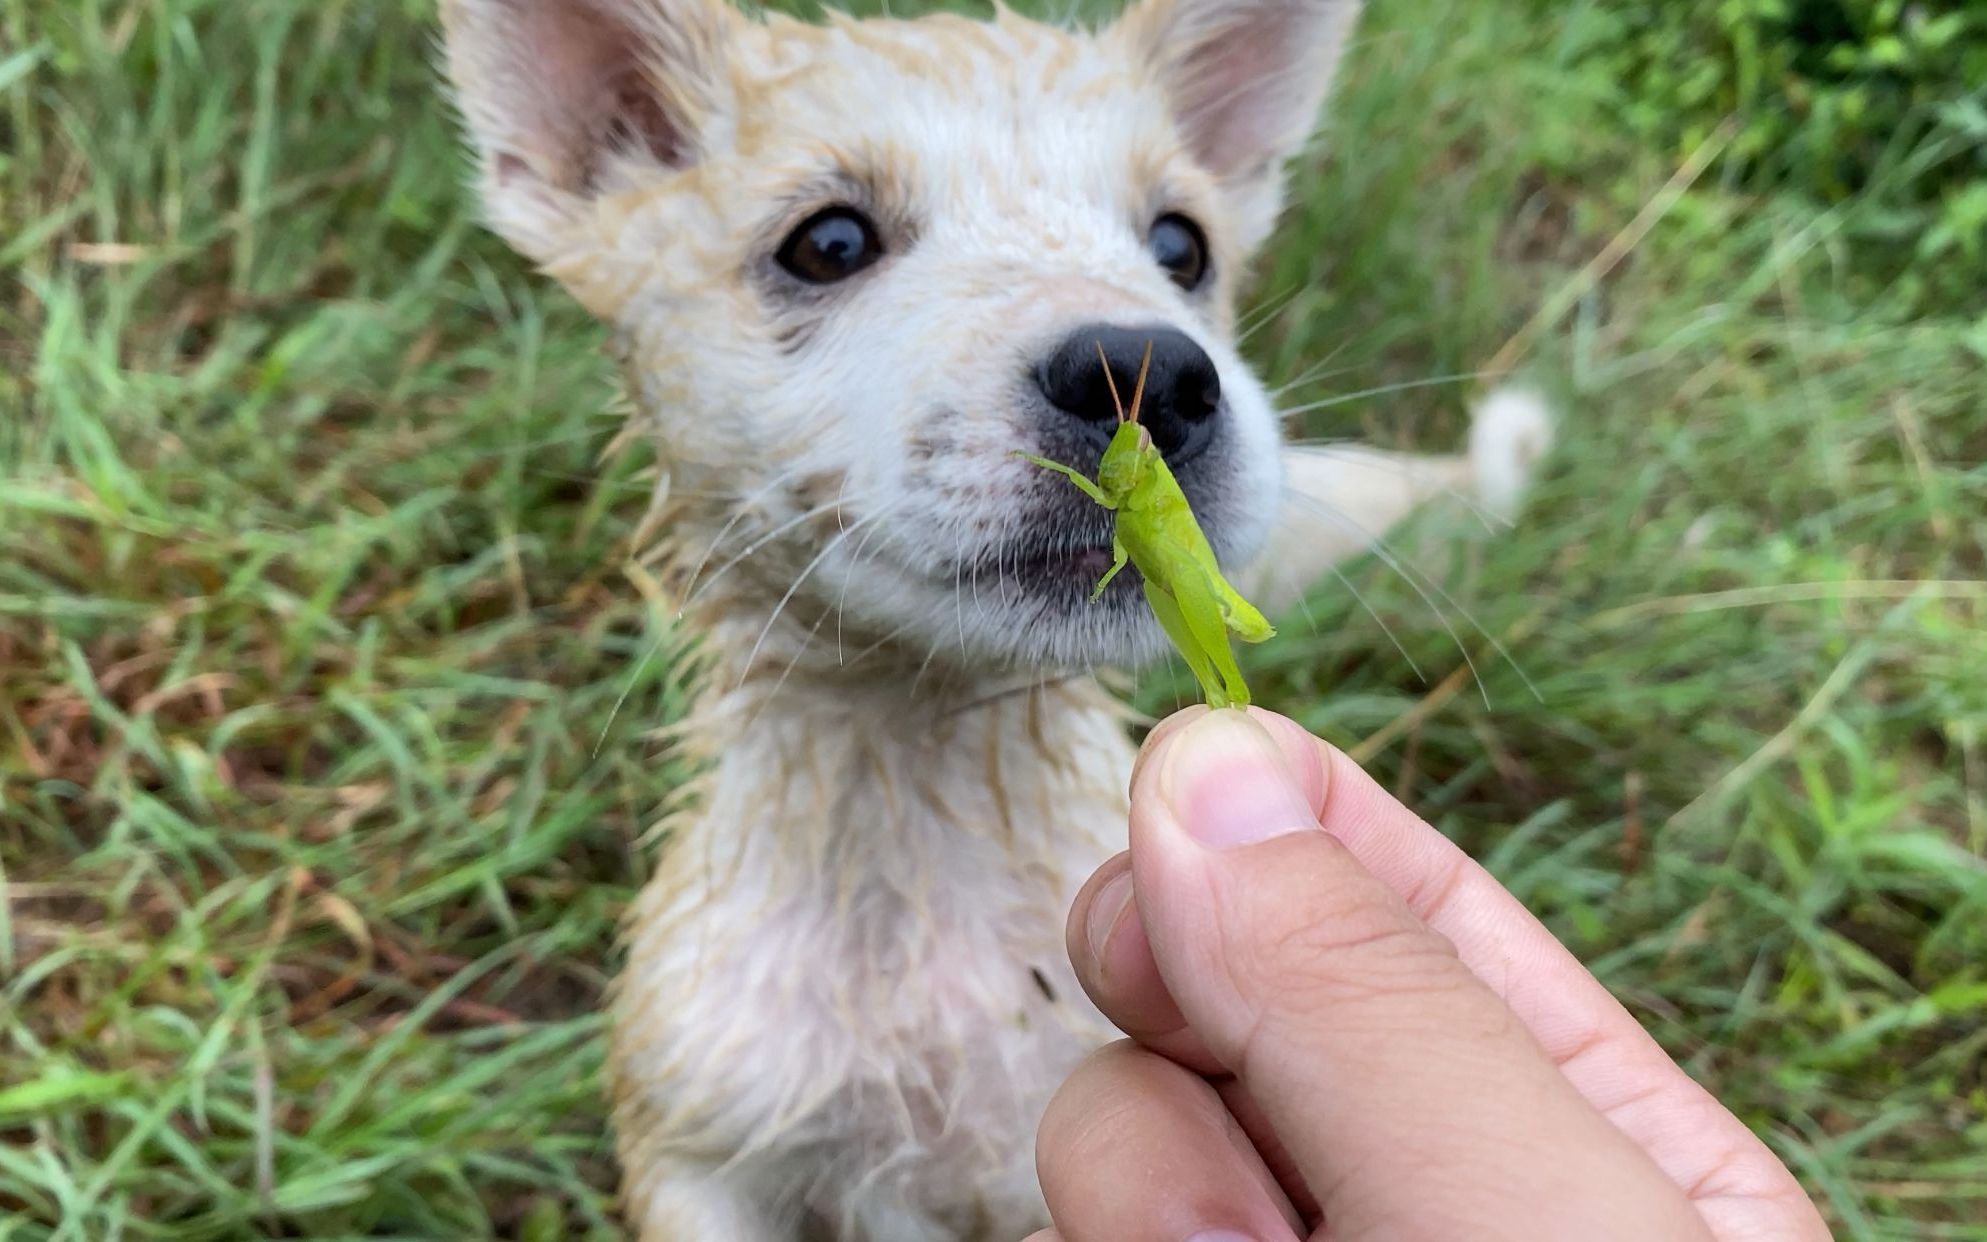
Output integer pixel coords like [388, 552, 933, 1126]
[1149, 214, 1209, 292]
[777, 207, 883, 284]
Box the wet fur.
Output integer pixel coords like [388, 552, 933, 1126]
[438, 0, 1550, 1235]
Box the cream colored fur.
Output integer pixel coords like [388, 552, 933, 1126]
[438, 0, 1551, 1236]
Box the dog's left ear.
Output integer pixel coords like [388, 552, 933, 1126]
[1117, 0, 1362, 249]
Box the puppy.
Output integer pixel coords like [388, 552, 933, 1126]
[440, 0, 1549, 1236]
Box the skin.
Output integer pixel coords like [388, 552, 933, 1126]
[1017, 346, 1275, 707]
[1028, 707, 1836, 1242]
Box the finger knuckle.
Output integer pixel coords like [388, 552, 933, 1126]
[1225, 882, 1470, 1029]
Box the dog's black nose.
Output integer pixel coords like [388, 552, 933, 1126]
[1035, 323, 1221, 463]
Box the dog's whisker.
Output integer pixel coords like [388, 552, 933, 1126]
[838, 613, 922, 672]
[1280, 491, 1541, 706]
[682, 493, 854, 612]
[909, 623, 946, 700]
[966, 518, 990, 639]
[1268, 345, 1361, 397]
[1280, 488, 1480, 676]
[954, 526, 971, 659]
[833, 503, 899, 664]
[737, 499, 900, 688]
[593, 619, 681, 758]
[1236, 282, 1306, 347]
[1277, 370, 1500, 418]
[1262, 507, 1428, 683]
[1278, 435, 1359, 450]
[676, 463, 815, 607]
[943, 670, 1080, 719]
[742, 605, 836, 734]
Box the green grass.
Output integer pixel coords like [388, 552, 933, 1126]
[3, 0, 1983, 1237]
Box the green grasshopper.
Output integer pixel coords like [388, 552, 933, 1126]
[1014, 343, 1275, 707]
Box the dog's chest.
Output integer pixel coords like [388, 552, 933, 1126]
[612, 689, 1131, 1231]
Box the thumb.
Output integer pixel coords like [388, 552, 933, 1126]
[1128, 709, 1708, 1241]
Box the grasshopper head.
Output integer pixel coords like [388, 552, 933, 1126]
[1097, 421, 1154, 497]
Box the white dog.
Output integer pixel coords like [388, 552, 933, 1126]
[440, 0, 1549, 1235]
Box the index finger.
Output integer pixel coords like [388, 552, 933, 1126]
[1117, 707, 1826, 1240]
[1250, 709, 1823, 1240]
[1129, 709, 1710, 1238]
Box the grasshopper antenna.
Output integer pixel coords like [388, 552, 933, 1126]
[1092, 340, 1157, 430]
[1095, 341, 1129, 425]
[1128, 342, 1153, 427]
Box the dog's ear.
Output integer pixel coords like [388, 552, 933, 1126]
[1118, 0, 1362, 249]
[440, 0, 735, 265]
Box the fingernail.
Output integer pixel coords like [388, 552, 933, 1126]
[1084, 870, 1135, 963]
[1130, 706, 1208, 794]
[1159, 710, 1316, 849]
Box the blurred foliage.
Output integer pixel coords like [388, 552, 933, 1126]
[1541, 0, 1987, 309]
[3, 0, 1984, 1237]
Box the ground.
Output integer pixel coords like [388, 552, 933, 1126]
[2, 0, 1983, 1238]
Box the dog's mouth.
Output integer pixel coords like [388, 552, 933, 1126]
[933, 459, 1241, 613]
[1068, 546, 1118, 578]
[945, 502, 1147, 609]
[866, 422, 1267, 666]
[984, 540, 1141, 596]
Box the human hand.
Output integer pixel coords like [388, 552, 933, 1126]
[1029, 707, 1830, 1242]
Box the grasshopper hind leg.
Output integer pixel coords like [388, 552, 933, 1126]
[1144, 580, 1233, 708]
[1172, 568, 1253, 707]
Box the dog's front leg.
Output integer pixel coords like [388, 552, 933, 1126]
[1245, 389, 1553, 611]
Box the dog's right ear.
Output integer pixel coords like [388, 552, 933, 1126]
[440, 0, 735, 266]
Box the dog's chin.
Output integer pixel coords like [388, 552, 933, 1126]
[821, 535, 1161, 674]
[951, 583, 1166, 671]
[911, 532, 1177, 670]
[985, 550, 1161, 666]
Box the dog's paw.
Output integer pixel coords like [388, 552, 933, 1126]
[1467, 387, 1555, 525]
